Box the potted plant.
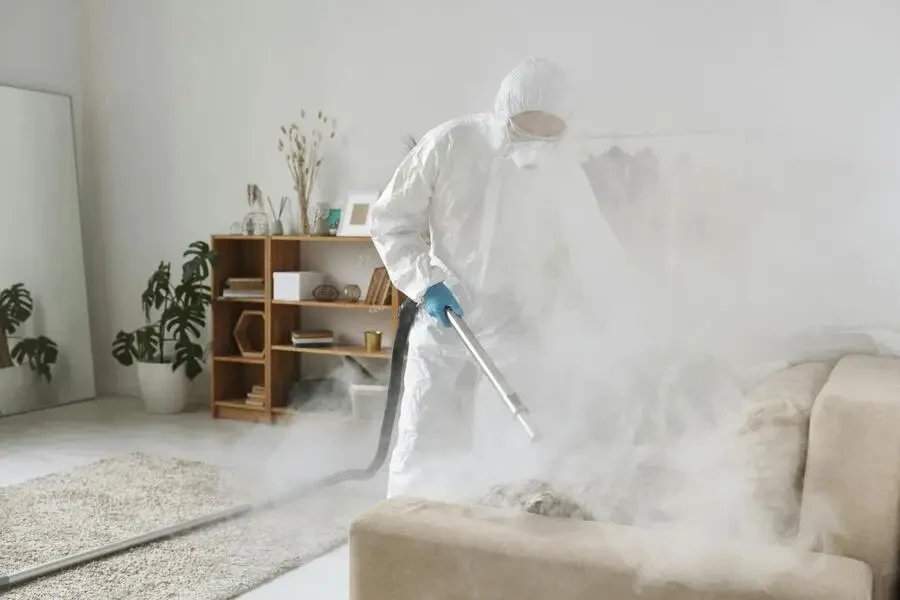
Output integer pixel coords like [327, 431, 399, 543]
[111, 241, 217, 414]
[0, 283, 59, 415]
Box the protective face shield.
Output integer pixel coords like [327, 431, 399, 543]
[509, 142, 553, 169]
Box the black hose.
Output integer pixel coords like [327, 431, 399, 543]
[364, 297, 417, 472]
[0, 298, 420, 593]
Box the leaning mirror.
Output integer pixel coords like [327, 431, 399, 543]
[0, 85, 95, 415]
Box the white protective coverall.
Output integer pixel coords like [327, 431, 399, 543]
[369, 57, 629, 499]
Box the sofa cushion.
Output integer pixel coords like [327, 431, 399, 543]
[799, 354, 900, 600]
[738, 361, 833, 541]
[350, 497, 873, 600]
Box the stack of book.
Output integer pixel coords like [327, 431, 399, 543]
[291, 330, 334, 348]
[221, 277, 265, 300]
[364, 267, 394, 306]
[245, 385, 266, 407]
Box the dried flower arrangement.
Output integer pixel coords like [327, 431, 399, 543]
[277, 111, 337, 235]
[246, 184, 263, 209]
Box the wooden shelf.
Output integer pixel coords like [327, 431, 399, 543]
[270, 406, 358, 424]
[270, 235, 372, 243]
[213, 355, 264, 365]
[272, 344, 390, 359]
[210, 234, 399, 423]
[216, 296, 265, 304]
[214, 400, 270, 423]
[211, 234, 370, 243]
[215, 399, 266, 410]
[271, 300, 390, 310]
[212, 235, 267, 241]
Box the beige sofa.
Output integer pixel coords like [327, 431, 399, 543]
[350, 354, 900, 600]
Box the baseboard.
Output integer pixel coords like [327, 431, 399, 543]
[97, 368, 140, 398]
[0, 393, 211, 420]
[190, 371, 211, 406]
[0, 395, 98, 419]
[100, 367, 212, 405]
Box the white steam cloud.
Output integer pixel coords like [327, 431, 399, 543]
[210, 2, 898, 594]
[393, 2, 900, 591]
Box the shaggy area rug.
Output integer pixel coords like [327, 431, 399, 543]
[0, 453, 379, 599]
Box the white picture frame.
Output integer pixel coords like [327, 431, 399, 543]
[337, 191, 379, 237]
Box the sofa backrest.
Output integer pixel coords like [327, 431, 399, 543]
[799, 354, 900, 600]
[739, 361, 832, 541]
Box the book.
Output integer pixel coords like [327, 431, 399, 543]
[292, 339, 334, 348]
[291, 330, 335, 347]
[221, 289, 264, 298]
[291, 330, 333, 339]
[363, 268, 382, 305]
[227, 277, 265, 291]
[245, 384, 265, 406]
[368, 267, 388, 305]
[378, 281, 393, 306]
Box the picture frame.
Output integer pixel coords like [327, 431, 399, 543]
[337, 191, 379, 237]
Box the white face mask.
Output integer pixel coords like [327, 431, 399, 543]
[509, 141, 555, 169]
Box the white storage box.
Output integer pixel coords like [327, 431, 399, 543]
[349, 382, 388, 420]
[272, 271, 326, 301]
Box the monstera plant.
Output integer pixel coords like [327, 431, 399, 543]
[111, 241, 217, 413]
[0, 283, 59, 416]
[0, 283, 59, 382]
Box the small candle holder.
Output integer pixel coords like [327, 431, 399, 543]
[364, 331, 383, 353]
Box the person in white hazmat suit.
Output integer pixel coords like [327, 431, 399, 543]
[369, 57, 629, 499]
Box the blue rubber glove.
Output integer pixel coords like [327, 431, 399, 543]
[422, 282, 463, 328]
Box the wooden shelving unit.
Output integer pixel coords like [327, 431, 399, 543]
[209, 234, 401, 423]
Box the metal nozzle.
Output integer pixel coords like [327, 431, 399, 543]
[446, 310, 541, 442]
[514, 409, 542, 443]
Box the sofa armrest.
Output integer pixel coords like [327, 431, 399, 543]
[350, 497, 871, 600]
[799, 354, 900, 600]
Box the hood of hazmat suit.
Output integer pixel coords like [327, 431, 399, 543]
[369, 57, 634, 500]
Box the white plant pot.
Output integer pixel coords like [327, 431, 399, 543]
[136, 361, 190, 414]
[0, 364, 31, 416]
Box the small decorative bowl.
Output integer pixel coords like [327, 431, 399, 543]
[312, 284, 340, 302]
[340, 284, 362, 303]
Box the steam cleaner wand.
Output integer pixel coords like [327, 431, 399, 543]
[445, 309, 541, 442]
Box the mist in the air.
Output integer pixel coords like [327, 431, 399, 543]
[394, 1, 900, 589]
[199, 0, 900, 591]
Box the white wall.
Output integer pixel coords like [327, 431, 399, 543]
[0, 0, 87, 193]
[80, 0, 900, 396]
[0, 0, 82, 95]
